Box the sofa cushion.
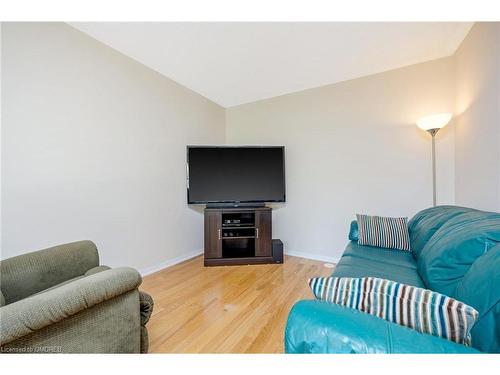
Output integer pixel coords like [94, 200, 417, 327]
[417, 210, 500, 296]
[453, 244, 500, 353]
[285, 300, 480, 353]
[407, 206, 472, 259]
[357, 214, 411, 251]
[309, 277, 478, 346]
[333, 242, 425, 288]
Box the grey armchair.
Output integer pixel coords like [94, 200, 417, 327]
[0, 241, 153, 353]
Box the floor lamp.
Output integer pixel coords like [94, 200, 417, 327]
[416, 113, 452, 207]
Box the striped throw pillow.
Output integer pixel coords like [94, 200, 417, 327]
[356, 214, 411, 251]
[308, 277, 479, 346]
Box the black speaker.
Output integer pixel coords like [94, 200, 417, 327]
[272, 239, 283, 263]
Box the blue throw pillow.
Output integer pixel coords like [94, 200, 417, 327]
[309, 276, 478, 346]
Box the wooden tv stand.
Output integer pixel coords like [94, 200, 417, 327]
[204, 206, 274, 266]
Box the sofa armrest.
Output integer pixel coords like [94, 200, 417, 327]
[0, 240, 100, 304]
[285, 300, 480, 354]
[0, 267, 142, 345]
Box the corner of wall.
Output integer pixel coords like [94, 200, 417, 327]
[452, 22, 500, 211]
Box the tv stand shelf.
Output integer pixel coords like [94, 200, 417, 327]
[204, 207, 275, 266]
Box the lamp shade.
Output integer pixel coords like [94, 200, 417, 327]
[416, 113, 452, 131]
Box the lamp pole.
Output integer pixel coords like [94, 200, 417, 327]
[417, 113, 452, 208]
[427, 128, 439, 207]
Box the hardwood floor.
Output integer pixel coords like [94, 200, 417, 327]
[141, 255, 333, 353]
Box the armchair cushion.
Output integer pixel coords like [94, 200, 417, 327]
[31, 266, 110, 297]
[0, 267, 141, 345]
[85, 265, 111, 276]
[32, 275, 85, 296]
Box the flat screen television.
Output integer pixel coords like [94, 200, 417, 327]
[187, 146, 285, 205]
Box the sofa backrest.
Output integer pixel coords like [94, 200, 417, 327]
[416, 209, 500, 295]
[407, 205, 472, 258]
[408, 206, 500, 352]
[453, 243, 500, 353]
[0, 240, 99, 304]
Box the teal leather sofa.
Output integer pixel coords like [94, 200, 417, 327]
[285, 206, 500, 353]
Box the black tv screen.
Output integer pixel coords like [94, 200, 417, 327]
[187, 146, 285, 204]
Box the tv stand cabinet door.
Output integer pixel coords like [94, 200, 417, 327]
[204, 211, 222, 258]
[255, 209, 272, 257]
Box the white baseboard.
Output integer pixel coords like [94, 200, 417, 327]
[284, 250, 340, 264]
[139, 249, 339, 276]
[139, 250, 203, 276]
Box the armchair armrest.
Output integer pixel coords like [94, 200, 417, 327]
[0, 241, 100, 304]
[285, 300, 480, 354]
[138, 291, 154, 353]
[0, 267, 142, 345]
[139, 291, 154, 325]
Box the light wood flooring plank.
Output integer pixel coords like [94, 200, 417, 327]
[141, 255, 332, 353]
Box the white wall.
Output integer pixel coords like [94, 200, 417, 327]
[226, 58, 456, 261]
[0, 23, 3, 251]
[1, 23, 225, 272]
[4, 22, 496, 269]
[454, 22, 500, 212]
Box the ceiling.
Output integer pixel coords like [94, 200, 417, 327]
[70, 22, 473, 108]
